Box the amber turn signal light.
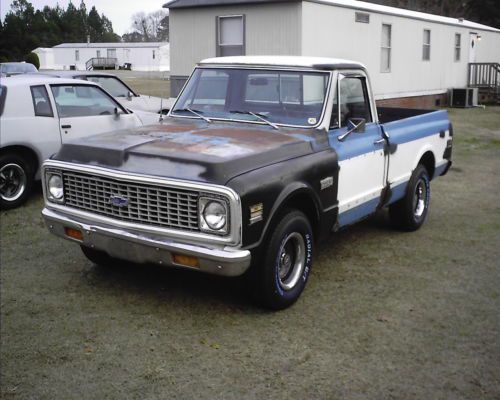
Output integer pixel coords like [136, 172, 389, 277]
[65, 227, 83, 241]
[172, 254, 199, 268]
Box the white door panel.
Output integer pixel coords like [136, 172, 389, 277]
[59, 113, 140, 143]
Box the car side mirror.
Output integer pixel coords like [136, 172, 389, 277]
[114, 107, 121, 117]
[127, 91, 133, 100]
[338, 118, 366, 141]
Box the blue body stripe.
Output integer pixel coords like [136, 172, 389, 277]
[433, 162, 449, 178]
[384, 110, 450, 145]
[328, 123, 384, 160]
[338, 197, 380, 227]
[328, 110, 449, 160]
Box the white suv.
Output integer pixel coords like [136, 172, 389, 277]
[0, 75, 152, 209]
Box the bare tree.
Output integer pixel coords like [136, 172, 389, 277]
[129, 10, 168, 42]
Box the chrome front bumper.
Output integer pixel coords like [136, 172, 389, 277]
[42, 208, 251, 277]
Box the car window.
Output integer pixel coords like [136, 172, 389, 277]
[51, 85, 119, 118]
[30, 85, 54, 117]
[331, 77, 372, 128]
[0, 86, 6, 116]
[85, 76, 131, 97]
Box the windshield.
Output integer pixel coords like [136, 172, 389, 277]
[84, 76, 132, 97]
[171, 68, 330, 127]
[0, 63, 37, 74]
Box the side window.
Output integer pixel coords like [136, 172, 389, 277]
[86, 76, 130, 97]
[30, 85, 54, 117]
[51, 85, 119, 118]
[331, 77, 372, 128]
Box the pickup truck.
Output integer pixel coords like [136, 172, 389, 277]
[41, 56, 453, 310]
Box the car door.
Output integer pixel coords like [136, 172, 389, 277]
[49, 83, 141, 143]
[328, 73, 387, 227]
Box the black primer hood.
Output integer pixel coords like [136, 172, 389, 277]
[55, 117, 329, 184]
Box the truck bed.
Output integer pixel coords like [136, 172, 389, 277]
[377, 107, 437, 124]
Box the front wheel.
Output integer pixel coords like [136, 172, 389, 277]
[251, 210, 314, 310]
[389, 164, 431, 231]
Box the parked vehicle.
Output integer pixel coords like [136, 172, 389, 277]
[0, 75, 153, 209]
[41, 56, 453, 309]
[0, 62, 38, 76]
[45, 71, 173, 114]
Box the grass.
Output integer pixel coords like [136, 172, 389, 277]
[0, 95, 499, 399]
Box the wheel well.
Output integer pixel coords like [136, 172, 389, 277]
[0, 146, 39, 175]
[419, 151, 435, 180]
[279, 192, 319, 239]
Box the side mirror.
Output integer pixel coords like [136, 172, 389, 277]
[127, 91, 133, 100]
[114, 107, 121, 117]
[338, 118, 366, 141]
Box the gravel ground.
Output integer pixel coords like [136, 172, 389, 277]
[1, 97, 499, 399]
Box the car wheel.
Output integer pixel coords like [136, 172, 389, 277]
[0, 154, 34, 210]
[81, 246, 117, 267]
[389, 164, 430, 231]
[252, 209, 314, 310]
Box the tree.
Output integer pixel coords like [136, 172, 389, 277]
[24, 52, 40, 69]
[128, 10, 169, 42]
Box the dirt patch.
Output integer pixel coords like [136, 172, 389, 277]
[1, 105, 499, 399]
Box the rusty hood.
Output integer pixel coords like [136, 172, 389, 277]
[55, 117, 329, 184]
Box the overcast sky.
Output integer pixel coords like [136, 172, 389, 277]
[0, 0, 167, 35]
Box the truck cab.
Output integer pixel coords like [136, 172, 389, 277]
[41, 56, 453, 309]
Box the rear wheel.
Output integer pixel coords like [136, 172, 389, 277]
[251, 209, 314, 310]
[0, 154, 34, 210]
[389, 164, 430, 231]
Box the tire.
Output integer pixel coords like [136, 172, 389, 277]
[0, 154, 34, 210]
[389, 164, 431, 231]
[81, 246, 117, 267]
[251, 209, 314, 310]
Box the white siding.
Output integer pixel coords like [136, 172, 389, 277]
[170, 3, 302, 76]
[301, 1, 500, 99]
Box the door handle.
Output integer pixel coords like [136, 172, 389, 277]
[61, 125, 71, 129]
[374, 138, 385, 145]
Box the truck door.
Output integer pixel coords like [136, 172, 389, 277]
[50, 84, 141, 143]
[328, 74, 387, 227]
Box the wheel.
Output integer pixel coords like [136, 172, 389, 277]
[251, 209, 314, 310]
[389, 164, 431, 231]
[0, 154, 34, 210]
[81, 246, 117, 267]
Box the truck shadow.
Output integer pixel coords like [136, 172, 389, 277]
[81, 209, 396, 312]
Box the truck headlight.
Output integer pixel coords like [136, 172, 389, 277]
[200, 197, 228, 234]
[47, 172, 64, 202]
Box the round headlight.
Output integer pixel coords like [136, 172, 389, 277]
[203, 201, 227, 230]
[48, 174, 64, 200]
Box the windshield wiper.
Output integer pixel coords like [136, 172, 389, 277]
[174, 107, 211, 123]
[229, 110, 279, 130]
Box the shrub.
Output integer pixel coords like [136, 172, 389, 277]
[24, 52, 40, 69]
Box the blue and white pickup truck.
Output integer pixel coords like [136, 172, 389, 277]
[42, 56, 453, 309]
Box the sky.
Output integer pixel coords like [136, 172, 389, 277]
[0, 0, 167, 35]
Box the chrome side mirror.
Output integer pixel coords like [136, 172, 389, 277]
[127, 91, 133, 100]
[338, 118, 366, 141]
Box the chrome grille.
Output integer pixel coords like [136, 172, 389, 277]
[62, 171, 200, 231]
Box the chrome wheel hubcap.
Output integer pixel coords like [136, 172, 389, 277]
[278, 232, 306, 291]
[413, 178, 427, 218]
[0, 163, 27, 202]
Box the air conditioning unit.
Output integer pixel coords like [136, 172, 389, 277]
[449, 87, 478, 108]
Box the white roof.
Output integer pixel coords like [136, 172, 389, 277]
[0, 75, 95, 87]
[200, 56, 366, 69]
[53, 42, 169, 49]
[311, 0, 500, 32]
